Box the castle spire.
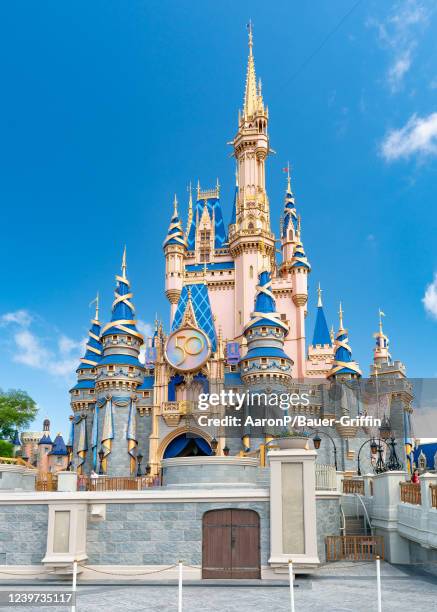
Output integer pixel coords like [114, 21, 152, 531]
[163, 194, 186, 248]
[311, 283, 331, 346]
[101, 249, 143, 340]
[77, 295, 103, 369]
[185, 182, 193, 240]
[328, 303, 361, 378]
[243, 20, 259, 118]
[373, 308, 391, 366]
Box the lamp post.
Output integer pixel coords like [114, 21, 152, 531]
[210, 437, 218, 456]
[66, 444, 73, 471]
[98, 449, 105, 475]
[137, 453, 143, 477]
[308, 429, 338, 471]
[145, 463, 151, 475]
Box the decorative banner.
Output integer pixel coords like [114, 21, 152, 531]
[91, 405, 99, 471]
[126, 398, 138, 475]
[165, 326, 210, 372]
[226, 341, 240, 365]
[101, 398, 114, 472]
[145, 346, 157, 367]
[76, 417, 87, 475]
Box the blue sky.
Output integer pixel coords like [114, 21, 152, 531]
[0, 0, 436, 436]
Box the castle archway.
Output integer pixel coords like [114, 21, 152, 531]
[158, 426, 213, 461]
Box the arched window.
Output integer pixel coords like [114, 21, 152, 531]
[248, 222, 254, 231]
[249, 265, 254, 278]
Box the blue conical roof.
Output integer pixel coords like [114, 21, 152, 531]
[163, 196, 187, 248]
[11, 430, 21, 446]
[312, 307, 331, 346]
[282, 187, 297, 239]
[186, 192, 227, 250]
[38, 433, 53, 446]
[101, 251, 143, 340]
[49, 433, 68, 456]
[244, 271, 288, 333]
[329, 308, 361, 378]
[78, 317, 102, 370]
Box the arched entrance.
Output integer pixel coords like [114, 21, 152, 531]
[202, 509, 261, 579]
[163, 433, 212, 459]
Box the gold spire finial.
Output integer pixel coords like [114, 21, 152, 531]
[285, 161, 291, 193]
[186, 183, 193, 239]
[89, 293, 100, 322]
[378, 308, 385, 334]
[317, 283, 323, 308]
[235, 165, 239, 187]
[244, 21, 258, 117]
[95, 292, 99, 321]
[330, 324, 335, 344]
[197, 179, 201, 199]
[297, 214, 301, 236]
[338, 302, 344, 330]
[121, 246, 127, 279]
[248, 20, 253, 55]
[173, 193, 178, 216]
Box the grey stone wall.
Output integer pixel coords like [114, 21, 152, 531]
[0, 505, 48, 565]
[409, 540, 437, 577]
[162, 462, 258, 488]
[316, 498, 341, 562]
[87, 500, 270, 566]
[136, 412, 152, 463]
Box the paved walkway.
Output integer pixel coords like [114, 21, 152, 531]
[1, 562, 437, 611]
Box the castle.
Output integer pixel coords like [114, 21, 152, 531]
[64, 26, 413, 479]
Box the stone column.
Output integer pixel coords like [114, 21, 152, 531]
[371, 470, 410, 563]
[420, 473, 437, 509]
[268, 439, 319, 573]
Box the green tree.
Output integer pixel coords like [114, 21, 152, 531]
[0, 440, 13, 457]
[0, 389, 37, 440]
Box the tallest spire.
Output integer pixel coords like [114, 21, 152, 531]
[243, 21, 261, 118]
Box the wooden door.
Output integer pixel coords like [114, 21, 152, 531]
[202, 509, 260, 579]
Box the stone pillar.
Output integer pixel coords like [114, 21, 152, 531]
[363, 474, 373, 497]
[371, 470, 410, 563]
[420, 473, 437, 509]
[268, 439, 319, 573]
[57, 471, 78, 492]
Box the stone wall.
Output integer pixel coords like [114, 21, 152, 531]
[0, 505, 48, 565]
[316, 497, 341, 562]
[409, 540, 437, 577]
[86, 500, 270, 566]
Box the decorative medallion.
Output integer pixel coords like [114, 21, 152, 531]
[165, 326, 210, 372]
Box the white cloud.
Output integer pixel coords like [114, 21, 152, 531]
[423, 274, 437, 319]
[387, 50, 412, 92]
[1, 308, 87, 381]
[368, 0, 432, 92]
[380, 112, 437, 161]
[0, 309, 33, 327]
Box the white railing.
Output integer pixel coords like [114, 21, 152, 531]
[315, 463, 337, 491]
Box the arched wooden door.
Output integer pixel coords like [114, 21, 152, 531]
[202, 509, 261, 579]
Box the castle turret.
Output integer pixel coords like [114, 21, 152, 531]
[306, 284, 334, 377]
[373, 309, 391, 368]
[97, 248, 144, 476]
[229, 24, 275, 335]
[280, 166, 298, 265]
[37, 429, 53, 473]
[328, 303, 361, 380]
[240, 270, 292, 384]
[164, 195, 187, 323]
[48, 433, 68, 473]
[69, 294, 102, 474]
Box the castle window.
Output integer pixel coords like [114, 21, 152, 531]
[112, 335, 117, 341]
[128, 366, 134, 373]
[261, 358, 267, 364]
[249, 265, 254, 279]
[127, 336, 132, 343]
[143, 391, 150, 398]
[281, 359, 285, 365]
[89, 389, 94, 394]
[108, 365, 114, 372]
[262, 327, 267, 333]
[199, 229, 211, 262]
[248, 222, 254, 231]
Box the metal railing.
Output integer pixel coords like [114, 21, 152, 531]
[400, 482, 421, 505]
[326, 535, 384, 561]
[0, 456, 36, 469]
[343, 479, 365, 495]
[35, 473, 58, 491]
[315, 464, 337, 491]
[77, 475, 160, 491]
